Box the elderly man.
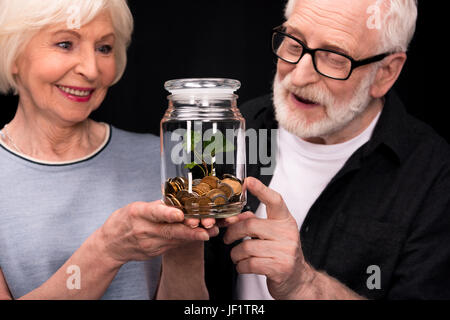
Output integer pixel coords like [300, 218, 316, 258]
[205, 0, 450, 300]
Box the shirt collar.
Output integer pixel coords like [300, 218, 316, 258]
[361, 90, 411, 164]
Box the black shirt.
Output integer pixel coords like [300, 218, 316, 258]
[205, 91, 450, 300]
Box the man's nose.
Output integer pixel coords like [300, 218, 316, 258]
[290, 53, 321, 88]
[74, 47, 99, 81]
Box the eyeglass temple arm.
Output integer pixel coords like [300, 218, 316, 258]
[352, 53, 390, 68]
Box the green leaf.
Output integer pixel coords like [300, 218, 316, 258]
[184, 162, 198, 170]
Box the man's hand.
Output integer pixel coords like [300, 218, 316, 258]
[223, 177, 365, 300]
[223, 177, 315, 300]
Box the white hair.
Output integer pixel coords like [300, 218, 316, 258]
[0, 0, 134, 95]
[284, 0, 418, 53]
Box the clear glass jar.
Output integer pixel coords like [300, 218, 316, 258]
[160, 78, 246, 218]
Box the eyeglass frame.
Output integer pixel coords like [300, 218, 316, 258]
[272, 25, 391, 80]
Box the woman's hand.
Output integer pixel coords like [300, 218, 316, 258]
[96, 201, 219, 267]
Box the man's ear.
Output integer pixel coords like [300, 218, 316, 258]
[370, 52, 407, 98]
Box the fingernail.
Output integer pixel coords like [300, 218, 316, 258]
[199, 233, 209, 241]
[204, 223, 213, 229]
[173, 210, 183, 220]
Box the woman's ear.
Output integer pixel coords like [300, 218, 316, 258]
[370, 52, 407, 98]
[11, 59, 19, 75]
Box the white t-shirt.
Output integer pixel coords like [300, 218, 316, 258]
[237, 112, 381, 300]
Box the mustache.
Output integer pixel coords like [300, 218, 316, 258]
[279, 74, 336, 106]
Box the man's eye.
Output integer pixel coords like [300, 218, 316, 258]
[57, 41, 72, 50]
[97, 45, 113, 54]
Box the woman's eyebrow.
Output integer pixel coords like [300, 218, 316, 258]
[99, 33, 115, 41]
[51, 29, 81, 38]
[51, 30, 115, 41]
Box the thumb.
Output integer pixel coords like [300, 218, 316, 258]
[245, 177, 291, 220]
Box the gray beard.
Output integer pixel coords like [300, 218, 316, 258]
[272, 68, 378, 140]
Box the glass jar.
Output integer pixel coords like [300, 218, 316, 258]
[160, 78, 246, 218]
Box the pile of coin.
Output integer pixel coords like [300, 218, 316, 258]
[164, 174, 243, 214]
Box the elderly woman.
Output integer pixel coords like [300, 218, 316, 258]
[0, 0, 217, 300]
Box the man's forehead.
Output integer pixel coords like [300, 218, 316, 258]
[293, 0, 376, 16]
[287, 0, 380, 56]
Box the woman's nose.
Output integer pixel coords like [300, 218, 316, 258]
[74, 47, 99, 81]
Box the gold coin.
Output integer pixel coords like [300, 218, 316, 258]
[191, 187, 205, 196]
[221, 178, 242, 196]
[184, 197, 199, 208]
[164, 179, 176, 195]
[165, 194, 182, 207]
[173, 177, 187, 190]
[222, 174, 242, 184]
[218, 182, 234, 199]
[206, 188, 226, 200]
[163, 195, 174, 206]
[201, 176, 220, 189]
[198, 196, 212, 207]
[195, 182, 212, 194]
[176, 190, 194, 205]
[210, 194, 228, 205]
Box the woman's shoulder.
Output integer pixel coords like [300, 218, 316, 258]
[109, 125, 159, 146]
[106, 125, 159, 160]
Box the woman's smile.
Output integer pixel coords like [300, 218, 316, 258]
[55, 84, 96, 102]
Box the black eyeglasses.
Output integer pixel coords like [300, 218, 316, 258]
[272, 25, 390, 80]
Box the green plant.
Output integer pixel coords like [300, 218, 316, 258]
[183, 129, 235, 177]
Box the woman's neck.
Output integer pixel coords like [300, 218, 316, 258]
[2, 107, 107, 162]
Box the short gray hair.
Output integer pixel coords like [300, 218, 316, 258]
[284, 0, 418, 53]
[0, 0, 134, 95]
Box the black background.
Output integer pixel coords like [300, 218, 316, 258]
[1, 1, 447, 142]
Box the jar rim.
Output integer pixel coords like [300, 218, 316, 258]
[164, 78, 241, 95]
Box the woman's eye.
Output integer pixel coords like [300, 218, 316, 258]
[57, 41, 72, 50]
[97, 45, 113, 54]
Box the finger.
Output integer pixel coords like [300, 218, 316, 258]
[134, 201, 184, 223]
[184, 218, 199, 229]
[157, 223, 210, 241]
[223, 217, 276, 244]
[184, 217, 216, 229]
[230, 239, 274, 263]
[206, 225, 220, 238]
[245, 177, 291, 220]
[201, 217, 216, 229]
[235, 257, 275, 277]
[222, 211, 255, 226]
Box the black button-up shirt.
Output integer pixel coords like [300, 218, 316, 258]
[205, 91, 450, 300]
